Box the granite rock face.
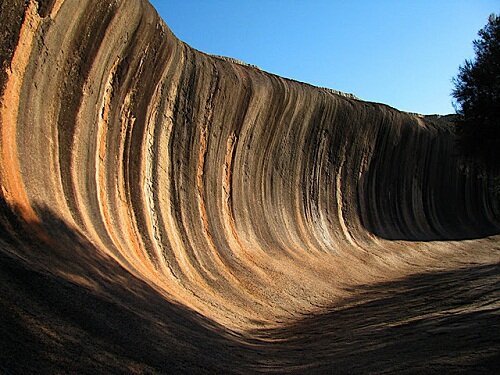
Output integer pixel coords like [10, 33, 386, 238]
[1, 1, 499, 372]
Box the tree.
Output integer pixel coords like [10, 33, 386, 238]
[452, 14, 500, 173]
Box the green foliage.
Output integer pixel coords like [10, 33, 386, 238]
[452, 14, 500, 172]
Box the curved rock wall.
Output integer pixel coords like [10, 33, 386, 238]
[1, 0, 499, 371]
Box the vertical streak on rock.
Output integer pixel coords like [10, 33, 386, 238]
[46, 0, 65, 18]
[336, 152, 356, 247]
[222, 133, 238, 245]
[0, 1, 40, 223]
[195, 66, 248, 291]
[147, 46, 185, 284]
[95, 57, 125, 257]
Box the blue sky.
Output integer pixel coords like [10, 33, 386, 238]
[150, 1, 497, 114]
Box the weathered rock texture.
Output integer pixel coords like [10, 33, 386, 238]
[1, 0, 499, 373]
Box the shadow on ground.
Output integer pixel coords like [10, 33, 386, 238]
[0, 196, 499, 373]
[0, 198, 250, 374]
[249, 263, 500, 374]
